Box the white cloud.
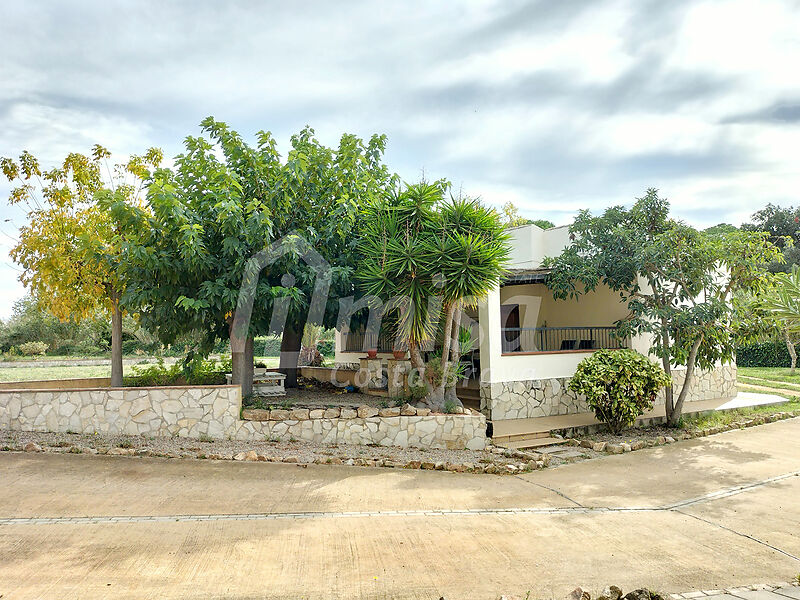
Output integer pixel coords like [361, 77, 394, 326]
[1, 0, 800, 318]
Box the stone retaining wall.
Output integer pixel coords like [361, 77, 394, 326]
[240, 407, 485, 450]
[0, 385, 486, 450]
[482, 364, 737, 421]
[0, 385, 241, 439]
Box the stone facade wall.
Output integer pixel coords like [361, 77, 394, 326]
[0, 385, 486, 450]
[0, 385, 242, 439]
[240, 408, 486, 450]
[482, 364, 737, 421]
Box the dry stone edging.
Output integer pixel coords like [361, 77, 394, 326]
[565, 410, 800, 457]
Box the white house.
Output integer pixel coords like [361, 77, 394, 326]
[334, 223, 737, 423]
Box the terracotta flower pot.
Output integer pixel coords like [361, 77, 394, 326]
[392, 350, 406, 360]
[367, 348, 378, 359]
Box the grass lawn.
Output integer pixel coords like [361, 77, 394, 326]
[0, 365, 112, 382]
[737, 366, 800, 393]
[0, 356, 336, 383]
[686, 393, 800, 430]
[738, 366, 800, 384]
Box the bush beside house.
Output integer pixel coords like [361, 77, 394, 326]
[569, 349, 672, 434]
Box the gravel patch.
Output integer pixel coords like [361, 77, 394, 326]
[0, 429, 550, 474]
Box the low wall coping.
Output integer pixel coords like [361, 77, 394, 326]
[0, 384, 241, 393]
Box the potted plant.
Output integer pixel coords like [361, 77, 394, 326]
[366, 348, 378, 359]
[392, 342, 407, 360]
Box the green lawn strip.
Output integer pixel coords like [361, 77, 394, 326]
[0, 365, 112, 382]
[737, 376, 800, 393]
[738, 366, 800, 385]
[684, 387, 800, 430]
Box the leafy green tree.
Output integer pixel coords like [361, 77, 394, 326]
[357, 181, 510, 409]
[704, 223, 738, 236]
[2, 146, 162, 385]
[112, 118, 394, 392]
[742, 204, 800, 272]
[545, 188, 781, 426]
[760, 266, 800, 374]
[531, 218, 555, 229]
[500, 202, 553, 229]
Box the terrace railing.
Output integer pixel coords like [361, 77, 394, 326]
[501, 326, 626, 354]
[340, 332, 438, 354]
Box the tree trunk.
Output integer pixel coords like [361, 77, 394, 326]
[280, 322, 302, 388]
[243, 336, 254, 397]
[661, 320, 674, 423]
[785, 329, 796, 376]
[426, 303, 456, 410]
[110, 292, 123, 388]
[444, 305, 463, 408]
[230, 330, 254, 397]
[668, 335, 703, 427]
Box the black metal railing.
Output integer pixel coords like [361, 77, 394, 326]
[501, 326, 626, 354]
[341, 331, 394, 353]
[341, 332, 441, 354]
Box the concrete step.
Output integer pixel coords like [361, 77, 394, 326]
[495, 437, 568, 450]
[493, 430, 552, 444]
[363, 388, 389, 397]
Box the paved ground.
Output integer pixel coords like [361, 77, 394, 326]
[1, 419, 799, 599]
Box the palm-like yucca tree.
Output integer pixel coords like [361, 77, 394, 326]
[357, 181, 510, 409]
[762, 265, 800, 374]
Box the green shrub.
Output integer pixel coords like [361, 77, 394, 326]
[254, 336, 282, 356]
[736, 341, 791, 367]
[18, 341, 48, 356]
[124, 359, 182, 387]
[124, 356, 227, 387]
[569, 349, 672, 434]
[317, 340, 334, 356]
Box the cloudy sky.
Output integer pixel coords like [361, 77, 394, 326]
[1, 0, 800, 318]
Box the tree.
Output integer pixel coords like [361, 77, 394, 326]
[760, 266, 800, 375]
[112, 118, 394, 393]
[531, 218, 555, 229]
[500, 202, 553, 229]
[545, 188, 780, 426]
[704, 223, 738, 236]
[1, 146, 162, 386]
[742, 204, 800, 272]
[357, 181, 510, 410]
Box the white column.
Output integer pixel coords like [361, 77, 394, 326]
[478, 284, 502, 384]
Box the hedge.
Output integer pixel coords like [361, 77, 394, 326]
[736, 341, 792, 367]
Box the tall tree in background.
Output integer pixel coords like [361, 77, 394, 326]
[760, 266, 800, 375]
[1, 146, 162, 386]
[112, 118, 394, 392]
[545, 189, 780, 426]
[357, 182, 510, 410]
[742, 203, 800, 272]
[500, 201, 554, 229]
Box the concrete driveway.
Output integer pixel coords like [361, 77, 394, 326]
[1, 419, 799, 600]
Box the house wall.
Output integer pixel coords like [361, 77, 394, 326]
[507, 224, 570, 269]
[499, 282, 629, 329]
[480, 364, 737, 420]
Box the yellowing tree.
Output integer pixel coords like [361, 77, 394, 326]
[1, 145, 162, 386]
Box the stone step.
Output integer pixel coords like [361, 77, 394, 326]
[492, 429, 552, 444]
[363, 388, 389, 397]
[495, 437, 568, 450]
